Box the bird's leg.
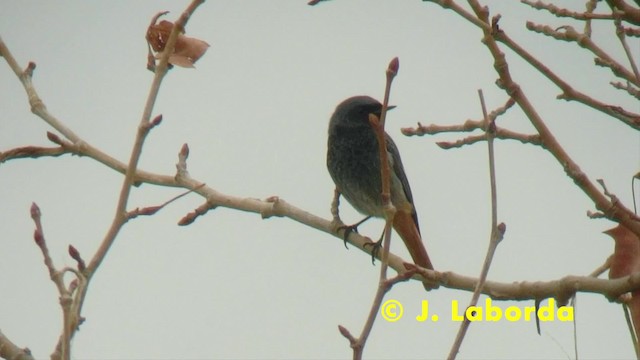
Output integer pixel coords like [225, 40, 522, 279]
[338, 216, 372, 249]
[363, 228, 384, 265]
[330, 188, 342, 224]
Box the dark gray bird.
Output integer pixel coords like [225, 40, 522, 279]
[326, 96, 433, 288]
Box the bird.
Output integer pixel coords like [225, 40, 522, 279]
[326, 95, 433, 288]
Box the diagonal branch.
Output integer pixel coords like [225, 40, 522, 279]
[0, 330, 34, 360]
[525, 22, 639, 86]
[422, 2, 640, 130]
[424, 0, 640, 238]
[614, 17, 640, 82]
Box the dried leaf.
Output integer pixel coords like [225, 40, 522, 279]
[605, 224, 640, 342]
[605, 224, 640, 279]
[146, 18, 209, 68]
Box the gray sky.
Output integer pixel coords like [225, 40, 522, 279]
[1, 1, 639, 359]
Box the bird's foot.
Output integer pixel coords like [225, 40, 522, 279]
[363, 233, 383, 265]
[335, 216, 372, 249]
[336, 223, 359, 249]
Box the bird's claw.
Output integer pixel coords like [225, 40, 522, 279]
[363, 235, 383, 265]
[337, 223, 360, 249]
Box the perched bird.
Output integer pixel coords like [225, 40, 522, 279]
[326, 95, 433, 288]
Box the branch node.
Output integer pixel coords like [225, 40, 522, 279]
[23, 61, 36, 77]
[262, 196, 284, 219]
[176, 143, 190, 179]
[338, 325, 357, 345]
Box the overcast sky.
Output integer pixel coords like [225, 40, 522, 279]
[1, 1, 639, 359]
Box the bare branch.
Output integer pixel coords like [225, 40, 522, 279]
[86, 0, 206, 276]
[525, 22, 639, 86]
[621, 26, 640, 37]
[442, 13, 640, 129]
[128, 184, 204, 220]
[179, 200, 216, 226]
[402, 97, 539, 148]
[615, 17, 640, 81]
[344, 57, 400, 360]
[604, 0, 640, 25]
[423, 0, 640, 237]
[521, 0, 617, 21]
[29, 203, 76, 360]
[611, 81, 640, 99]
[448, 88, 505, 359]
[584, 0, 598, 37]
[0, 145, 68, 163]
[0, 330, 34, 360]
[436, 130, 542, 149]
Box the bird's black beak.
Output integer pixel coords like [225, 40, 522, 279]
[373, 105, 396, 116]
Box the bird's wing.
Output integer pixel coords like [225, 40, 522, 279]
[385, 133, 421, 234]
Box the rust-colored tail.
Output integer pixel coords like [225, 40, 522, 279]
[392, 211, 433, 289]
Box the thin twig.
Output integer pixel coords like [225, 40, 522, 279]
[447, 90, 504, 359]
[29, 203, 74, 360]
[401, 97, 543, 147]
[525, 22, 639, 87]
[584, 0, 599, 37]
[611, 81, 640, 100]
[345, 57, 399, 360]
[0, 145, 68, 163]
[622, 304, 640, 359]
[435, 129, 541, 149]
[614, 17, 640, 82]
[622, 26, 640, 37]
[521, 0, 616, 21]
[0, 41, 81, 144]
[127, 183, 205, 220]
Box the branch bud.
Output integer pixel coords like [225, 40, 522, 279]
[30, 202, 41, 221]
[33, 229, 45, 247]
[46, 131, 64, 145]
[151, 114, 163, 127]
[68, 244, 86, 271]
[180, 143, 190, 159]
[387, 57, 399, 78]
